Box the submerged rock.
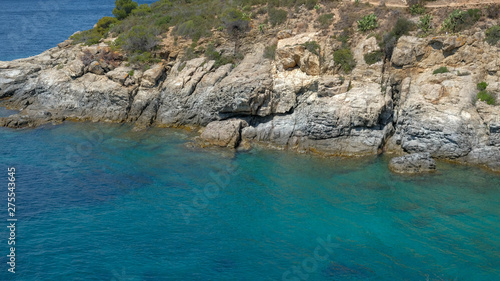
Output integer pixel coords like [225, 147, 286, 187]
[389, 153, 437, 174]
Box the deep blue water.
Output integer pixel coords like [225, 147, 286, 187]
[1, 1, 500, 280]
[0, 0, 156, 61]
[0, 122, 499, 280]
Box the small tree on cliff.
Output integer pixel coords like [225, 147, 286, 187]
[113, 0, 139, 20]
[222, 8, 250, 54]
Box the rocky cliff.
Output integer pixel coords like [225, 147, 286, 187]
[1, 29, 499, 171]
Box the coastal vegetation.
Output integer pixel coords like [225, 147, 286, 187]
[333, 47, 355, 73]
[357, 14, 378, 32]
[364, 50, 383, 65]
[379, 17, 414, 59]
[476, 82, 496, 105]
[433, 66, 449, 74]
[418, 14, 433, 34]
[441, 9, 481, 33]
[66, 0, 497, 70]
[409, 4, 425, 15]
[485, 25, 500, 45]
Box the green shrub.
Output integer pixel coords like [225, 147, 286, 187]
[263, 44, 277, 60]
[410, 4, 425, 15]
[364, 50, 383, 65]
[392, 18, 415, 38]
[303, 41, 320, 56]
[268, 8, 287, 27]
[127, 51, 159, 65]
[183, 46, 200, 61]
[442, 9, 481, 33]
[305, 0, 318, 10]
[418, 14, 433, 33]
[337, 29, 351, 47]
[113, 0, 139, 20]
[334, 48, 356, 73]
[70, 29, 103, 45]
[476, 91, 496, 105]
[317, 13, 334, 29]
[204, 43, 242, 68]
[357, 14, 378, 32]
[175, 16, 212, 41]
[116, 25, 160, 53]
[485, 26, 500, 46]
[131, 3, 151, 17]
[379, 18, 414, 59]
[95, 17, 119, 34]
[487, 4, 500, 19]
[205, 43, 220, 61]
[222, 8, 250, 36]
[128, 70, 134, 76]
[477, 81, 488, 91]
[433, 66, 449, 74]
[71, 16, 119, 45]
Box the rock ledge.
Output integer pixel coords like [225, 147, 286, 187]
[389, 153, 437, 174]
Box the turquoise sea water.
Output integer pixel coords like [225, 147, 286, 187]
[1, 1, 500, 279]
[0, 122, 499, 280]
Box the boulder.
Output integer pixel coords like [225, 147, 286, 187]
[106, 66, 133, 85]
[200, 119, 246, 148]
[391, 36, 426, 67]
[141, 64, 165, 88]
[57, 40, 73, 49]
[66, 59, 84, 78]
[87, 61, 104, 75]
[276, 44, 320, 75]
[389, 153, 436, 174]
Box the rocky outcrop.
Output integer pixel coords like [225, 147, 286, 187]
[1, 30, 499, 171]
[200, 119, 246, 148]
[389, 153, 437, 174]
[384, 33, 500, 171]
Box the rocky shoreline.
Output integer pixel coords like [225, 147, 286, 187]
[1, 30, 499, 172]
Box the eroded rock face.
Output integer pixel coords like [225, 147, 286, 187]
[391, 36, 426, 68]
[141, 64, 165, 88]
[1, 32, 499, 171]
[384, 32, 500, 172]
[276, 44, 320, 76]
[389, 153, 436, 174]
[200, 119, 246, 148]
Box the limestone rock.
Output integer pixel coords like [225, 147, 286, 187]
[389, 153, 436, 174]
[463, 146, 500, 172]
[87, 61, 104, 75]
[1, 32, 500, 172]
[57, 40, 73, 48]
[276, 44, 320, 75]
[276, 45, 303, 70]
[65, 59, 84, 78]
[200, 119, 246, 148]
[141, 64, 165, 88]
[106, 66, 132, 86]
[299, 51, 320, 76]
[391, 36, 426, 67]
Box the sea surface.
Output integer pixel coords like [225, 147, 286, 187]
[1, 1, 500, 280]
[0, 0, 156, 61]
[0, 122, 499, 280]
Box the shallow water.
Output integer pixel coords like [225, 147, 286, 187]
[1, 1, 499, 279]
[0, 122, 499, 280]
